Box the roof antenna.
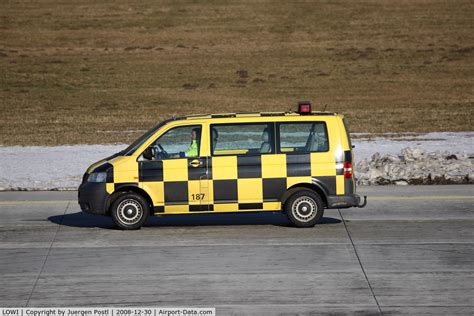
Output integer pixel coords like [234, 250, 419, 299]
[322, 104, 328, 111]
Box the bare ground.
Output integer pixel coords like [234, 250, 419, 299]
[0, 0, 473, 146]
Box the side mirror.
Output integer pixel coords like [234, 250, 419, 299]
[143, 147, 153, 160]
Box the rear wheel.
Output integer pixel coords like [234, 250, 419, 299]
[285, 189, 324, 227]
[111, 192, 149, 230]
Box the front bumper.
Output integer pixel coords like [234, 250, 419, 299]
[78, 181, 109, 215]
[327, 194, 367, 209]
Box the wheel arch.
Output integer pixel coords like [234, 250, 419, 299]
[106, 184, 154, 215]
[281, 182, 328, 208]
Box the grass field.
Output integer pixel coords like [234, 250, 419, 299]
[0, 0, 473, 146]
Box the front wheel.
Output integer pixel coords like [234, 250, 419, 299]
[111, 192, 149, 230]
[284, 189, 324, 227]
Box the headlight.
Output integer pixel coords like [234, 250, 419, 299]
[87, 172, 107, 183]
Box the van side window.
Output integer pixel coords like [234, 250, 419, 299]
[278, 122, 329, 153]
[211, 123, 274, 156]
[144, 125, 201, 160]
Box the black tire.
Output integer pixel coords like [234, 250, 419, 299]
[284, 189, 324, 227]
[111, 192, 149, 230]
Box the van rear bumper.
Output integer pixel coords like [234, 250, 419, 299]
[327, 194, 366, 209]
[78, 182, 109, 215]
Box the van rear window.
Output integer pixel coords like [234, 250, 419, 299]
[278, 122, 329, 153]
[342, 117, 352, 149]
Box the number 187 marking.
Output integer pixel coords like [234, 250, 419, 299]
[191, 193, 205, 200]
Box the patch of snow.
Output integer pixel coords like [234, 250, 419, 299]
[0, 132, 473, 190]
[353, 132, 474, 161]
[0, 144, 125, 191]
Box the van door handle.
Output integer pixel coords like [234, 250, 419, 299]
[189, 159, 202, 167]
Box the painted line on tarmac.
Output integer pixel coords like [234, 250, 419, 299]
[369, 196, 474, 201]
[0, 240, 473, 249]
[0, 200, 74, 205]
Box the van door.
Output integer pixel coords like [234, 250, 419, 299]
[138, 124, 210, 214]
[210, 122, 275, 212]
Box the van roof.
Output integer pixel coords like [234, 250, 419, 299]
[169, 111, 337, 122]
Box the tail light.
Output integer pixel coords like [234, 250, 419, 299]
[344, 162, 353, 179]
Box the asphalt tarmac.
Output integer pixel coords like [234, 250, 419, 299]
[0, 185, 473, 315]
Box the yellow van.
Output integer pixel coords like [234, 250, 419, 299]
[79, 102, 366, 229]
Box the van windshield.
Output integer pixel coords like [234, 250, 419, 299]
[121, 120, 168, 156]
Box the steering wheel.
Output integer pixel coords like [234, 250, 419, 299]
[156, 144, 169, 159]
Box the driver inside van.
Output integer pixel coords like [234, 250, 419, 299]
[168, 128, 200, 158]
[150, 127, 200, 160]
[183, 128, 200, 157]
